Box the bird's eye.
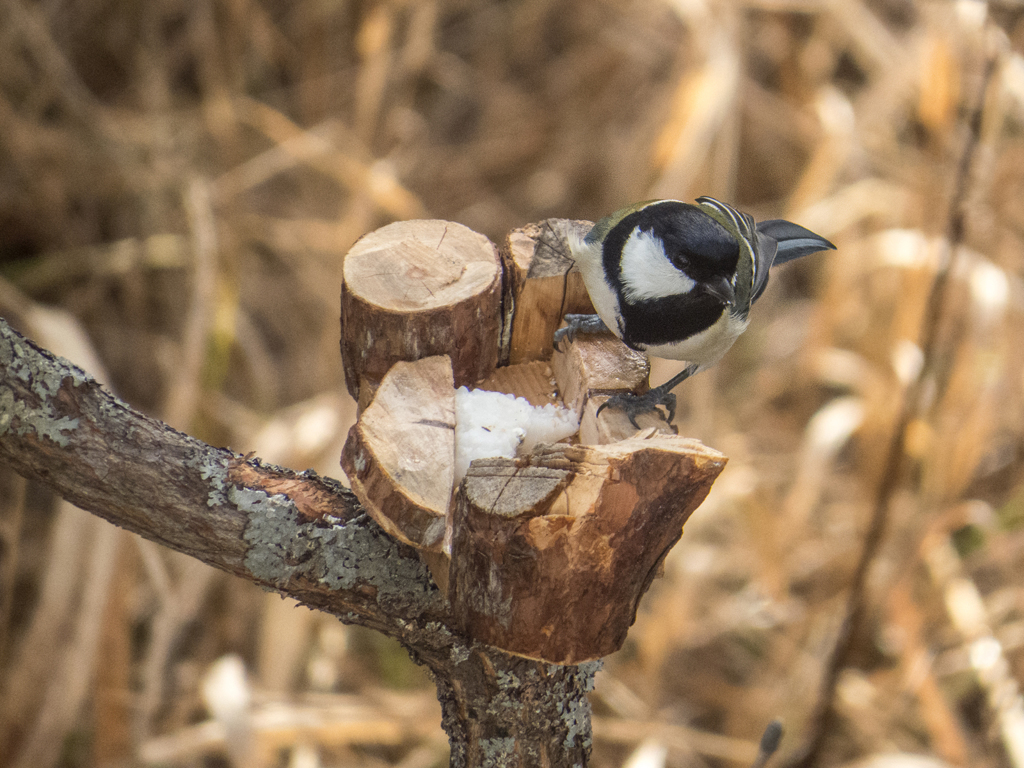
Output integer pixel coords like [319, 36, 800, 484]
[670, 252, 689, 270]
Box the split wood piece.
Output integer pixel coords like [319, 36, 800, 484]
[550, 329, 669, 443]
[500, 218, 595, 366]
[551, 331, 649, 414]
[341, 219, 501, 404]
[341, 355, 454, 552]
[475, 360, 560, 407]
[449, 434, 727, 664]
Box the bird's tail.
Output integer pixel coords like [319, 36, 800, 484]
[756, 219, 836, 264]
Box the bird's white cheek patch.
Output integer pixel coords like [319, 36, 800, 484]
[620, 228, 696, 302]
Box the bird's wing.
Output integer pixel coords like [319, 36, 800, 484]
[752, 232, 779, 304]
[694, 196, 760, 317]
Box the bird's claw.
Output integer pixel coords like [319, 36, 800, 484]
[552, 325, 574, 350]
[595, 388, 677, 430]
[553, 314, 608, 351]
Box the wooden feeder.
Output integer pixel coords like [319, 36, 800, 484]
[340, 218, 727, 664]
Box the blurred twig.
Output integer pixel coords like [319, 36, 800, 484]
[0, 0, 133, 172]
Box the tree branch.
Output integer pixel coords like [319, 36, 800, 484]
[0, 315, 446, 641]
[0, 315, 602, 767]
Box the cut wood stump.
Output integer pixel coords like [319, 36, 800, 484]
[341, 219, 501, 406]
[339, 215, 728, 664]
[448, 436, 726, 664]
[341, 355, 454, 552]
[499, 219, 595, 365]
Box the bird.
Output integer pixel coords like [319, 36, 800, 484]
[555, 196, 836, 427]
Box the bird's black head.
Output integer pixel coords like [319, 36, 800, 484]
[601, 200, 740, 290]
[639, 201, 739, 282]
[597, 200, 742, 349]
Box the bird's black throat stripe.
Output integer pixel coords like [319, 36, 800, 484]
[617, 292, 727, 350]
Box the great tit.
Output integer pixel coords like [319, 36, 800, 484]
[556, 196, 835, 427]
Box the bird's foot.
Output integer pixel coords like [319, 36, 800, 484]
[596, 386, 677, 430]
[553, 314, 609, 350]
[594, 363, 699, 429]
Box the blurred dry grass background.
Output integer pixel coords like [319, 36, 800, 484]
[2, 0, 1024, 767]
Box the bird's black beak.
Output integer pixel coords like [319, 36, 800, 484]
[703, 275, 735, 306]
